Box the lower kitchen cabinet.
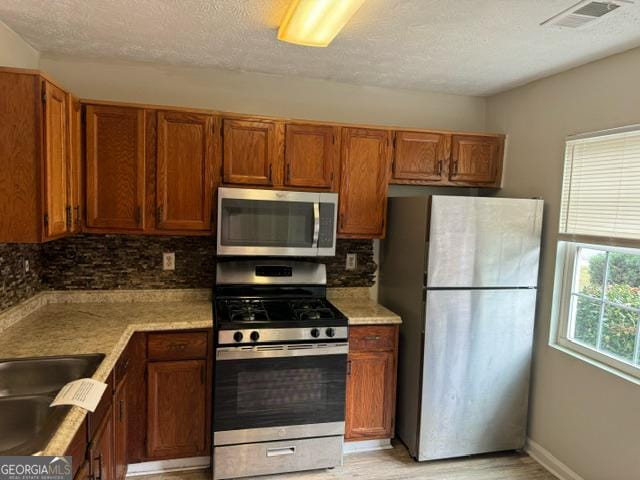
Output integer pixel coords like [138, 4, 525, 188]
[345, 325, 399, 441]
[146, 360, 208, 459]
[90, 408, 116, 480]
[113, 376, 128, 480]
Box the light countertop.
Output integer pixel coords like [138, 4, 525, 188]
[327, 288, 402, 325]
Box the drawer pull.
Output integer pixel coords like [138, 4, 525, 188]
[266, 446, 296, 457]
[169, 343, 187, 350]
[365, 336, 381, 341]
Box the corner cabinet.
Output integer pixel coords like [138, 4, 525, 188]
[345, 325, 399, 441]
[338, 128, 392, 238]
[449, 134, 503, 186]
[85, 105, 146, 231]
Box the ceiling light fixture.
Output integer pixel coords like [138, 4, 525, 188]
[277, 0, 367, 47]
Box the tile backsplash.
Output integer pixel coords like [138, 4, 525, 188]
[0, 235, 375, 313]
[0, 243, 42, 312]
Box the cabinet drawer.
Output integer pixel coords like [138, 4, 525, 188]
[349, 326, 397, 352]
[147, 332, 208, 361]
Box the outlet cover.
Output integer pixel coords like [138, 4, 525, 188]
[163, 252, 176, 271]
[24, 259, 30, 273]
[346, 253, 357, 271]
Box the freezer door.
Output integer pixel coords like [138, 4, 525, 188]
[418, 289, 536, 461]
[427, 196, 543, 288]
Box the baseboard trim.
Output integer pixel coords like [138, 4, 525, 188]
[344, 438, 393, 454]
[126, 456, 210, 476]
[525, 438, 584, 480]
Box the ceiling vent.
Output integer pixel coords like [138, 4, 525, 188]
[541, 0, 633, 28]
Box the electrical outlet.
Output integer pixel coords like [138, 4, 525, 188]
[346, 253, 357, 271]
[24, 259, 30, 273]
[163, 252, 175, 271]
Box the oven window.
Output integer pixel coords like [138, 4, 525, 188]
[220, 199, 314, 248]
[237, 368, 326, 415]
[214, 354, 346, 432]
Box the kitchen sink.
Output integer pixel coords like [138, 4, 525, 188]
[0, 395, 70, 455]
[0, 353, 105, 455]
[0, 353, 105, 397]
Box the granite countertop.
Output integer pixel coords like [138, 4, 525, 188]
[327, 288, 402, 325]
[0, 289, 212, 457]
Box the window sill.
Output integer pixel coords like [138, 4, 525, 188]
[549, 341, 640, 387]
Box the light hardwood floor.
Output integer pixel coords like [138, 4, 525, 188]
[135, 444, 557, 480]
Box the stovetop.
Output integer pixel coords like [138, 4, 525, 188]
[215, 296, 347, 331]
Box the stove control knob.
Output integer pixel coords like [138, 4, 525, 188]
[250, 331, 260, 342]
[310, 328, 321, 338]
[326, 327, 336, 338]
[233, 331, 244, 343]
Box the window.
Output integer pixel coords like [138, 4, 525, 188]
[556, 125, 640, 379]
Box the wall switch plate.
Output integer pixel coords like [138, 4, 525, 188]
[24, 259, 30, 273]
[346, 253, 357, 271]
[163, 252, 176, 271]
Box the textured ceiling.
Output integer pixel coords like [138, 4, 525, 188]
[1, 0, 640, 95]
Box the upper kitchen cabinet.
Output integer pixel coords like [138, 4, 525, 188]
[338, 127, 392, 238]
[449, 134, 504, 187]
[85, 105, 146, 231]
[284, 123, 338, 190]
[222, 118, 279, 186]
[0, 69, 75, 243]
[391, 131, 448, 184]
[156, 111, 215, 232]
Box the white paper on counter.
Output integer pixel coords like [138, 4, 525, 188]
[50, 378, 108, 412]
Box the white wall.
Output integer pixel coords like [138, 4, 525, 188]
[39, 54, 487, 132]
[0, 20, 39, 68]
[486, 46, 640, 480]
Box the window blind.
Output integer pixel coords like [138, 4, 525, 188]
[560, 128, 640, 243]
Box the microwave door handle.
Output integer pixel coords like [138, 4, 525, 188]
[312, 202, 320, 248]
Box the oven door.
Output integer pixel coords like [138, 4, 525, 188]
[217, 187, 337, 257]
[214, 343, 347, 445]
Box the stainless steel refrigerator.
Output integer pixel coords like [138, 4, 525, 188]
[378, 195, 543, 461]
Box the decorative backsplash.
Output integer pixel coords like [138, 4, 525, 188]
[0, 235, 375, 313]
[0, 243, 42, 312]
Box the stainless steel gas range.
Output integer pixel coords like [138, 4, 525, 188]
[212, 260, 348, 480]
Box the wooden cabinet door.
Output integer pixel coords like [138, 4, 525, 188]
[222, 119, 276, 185]
[393, 131, 448, 182]
[89, 406, 115, 480]
[147, 360, 207, 459]
[67, 95, 83, 232]
[156, 111, 214, 231]
[85, 105, 146, 230]
[113, 378, 128, 480]
[284, 123, 337, 189]
[43, 81, 69, 239]
[338, 128, 391, 238]
[450, 135, 503, 186]
[345, 350, 396, 440]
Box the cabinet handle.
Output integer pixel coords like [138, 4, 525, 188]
[168, 343, 186, 350]
[156, 206, 163, 225]
[74, 205, 80, 225]
[365, 335, 381, 341]
[119, 399, 125, 422]
[437, 159, 443, 176]
[94, 453, 103, 480]
[452, 160, 458, 176]
[268, 164, 273, 183]
[286, 163, 291, 182]
[339, 213, 345, 229]
[65, 206, 72, 228]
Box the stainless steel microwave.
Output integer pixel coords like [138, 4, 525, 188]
[217, 187, 338, 256]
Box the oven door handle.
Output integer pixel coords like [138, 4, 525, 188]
[312, 202, 320, 249]
[216, 343, 348, 360]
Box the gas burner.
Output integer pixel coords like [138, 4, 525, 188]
[289, 299, 326, 310]
[226, 299, 269, 322]
[293, 308, 335, 321]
